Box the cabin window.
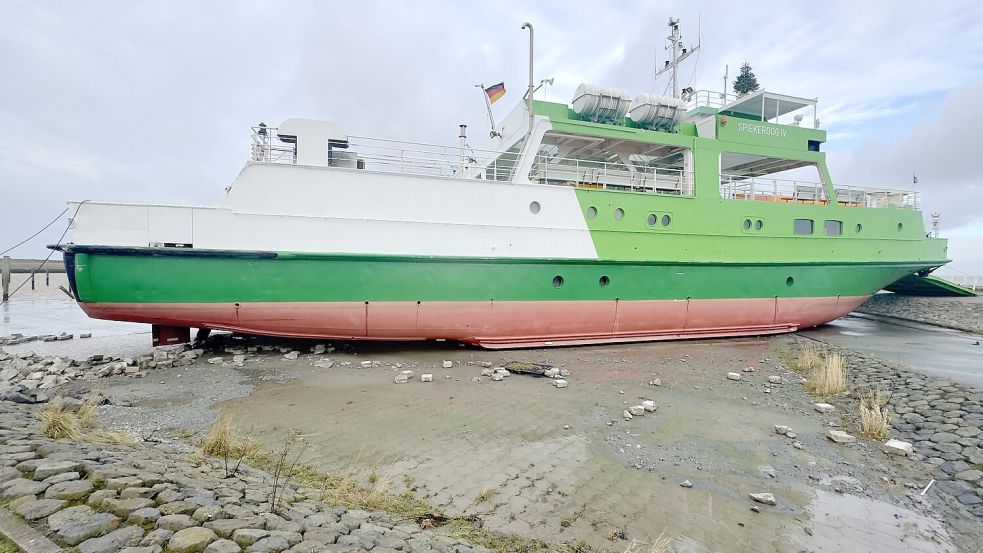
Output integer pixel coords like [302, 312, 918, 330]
[794, 219, 814, 235]
[599, 276, 610, 287]
[529, 131, 694, 196]
[855, 223, 862, 233]
[586, 206, 597, 219]
[529, 201, 541, 214]
[614, 208, 625, 221]
[897, 222, 904, 232]
[719, 152, 826, 204]
[661, 214, 671, 227]
[552, 275, 564, 288]
[755, 219, 764, 231]
[824, 220, 842, 236]
[647, 214, 657, 226]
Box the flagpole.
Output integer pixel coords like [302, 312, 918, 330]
[522, 22, 534, 140]
[475, 84, 500, 138]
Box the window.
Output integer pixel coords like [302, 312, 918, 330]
[586, 206, 597, 219]
[661, 214, 671, 227]
[794, 219, 814, 235]
[552, 275, 564, 288]
[719, 152, 826, 204]
[647, 214, 657, 226]
[599, 276, 610, 287]
[897, 222, 904, 232]
[529, 201, 541, 214]
[755, 219, 764, 231]
[743, 219, 752, 231]
[855, 223, 862, 233]
[824, 220, 842, 236]
[614, 208, 625, 221]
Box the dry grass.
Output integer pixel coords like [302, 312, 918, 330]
[475, 485, 499, 504]
[38, 397, 138, 445]
[858, 389, 892, 440]
[624, 533, 674, 553]
[792, 342, 847, 396]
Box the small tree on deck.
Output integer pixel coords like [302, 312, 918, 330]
[733, 62, 760, 96]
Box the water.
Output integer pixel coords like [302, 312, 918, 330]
[800, 313, 983, 388]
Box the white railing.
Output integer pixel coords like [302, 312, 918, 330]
[250, 126, 296, 163]
[720, 174, 919, 209]
[346, 136, 520, 180]
[685, 90, 739, 111]
[530, 155, 693, 196]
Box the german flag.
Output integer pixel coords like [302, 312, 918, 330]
[484, 82, 506, 104]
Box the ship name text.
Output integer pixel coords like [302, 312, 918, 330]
[737, 122, 787, 138]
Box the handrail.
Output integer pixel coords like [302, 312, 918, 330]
[720, 173, 919, 209]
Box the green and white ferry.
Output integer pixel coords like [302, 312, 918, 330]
[53, 21, 947, 348]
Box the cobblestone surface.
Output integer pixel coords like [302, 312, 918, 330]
[858, 295, 983, 335]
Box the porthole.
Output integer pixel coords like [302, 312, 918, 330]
[786, 276, 795, 287]
[599, 275, 610, 287]
[552, 275, 564, 288]
[647, 214, 657, 226]
[755, 219, 763, 231]
[529, 201, 541, 214]
[743, 218, 752, 231]
[614, 208, 625, 221]
[855, 223, 863, 233]
[586, 206, 597, 219]
[661, 214, 671, 226]
[897, 222, 904, 232]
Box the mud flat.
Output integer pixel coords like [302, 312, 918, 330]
[4, 330, 979, 552]
[858, 294, 983, 335]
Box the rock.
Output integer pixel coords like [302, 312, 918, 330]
[78, 524, 145, 553]
[774, 425, 789, 435]
[827, 430, 856, 444]
[57, 512, 123, 545]
[648, 379, 662, 386]
[246, 535, 290, 553]
[786, 432, 797, 439]
[208, 358, 225, 365]
[140, 529, 174, 548]
[14, 497, 66, 519]
[168, 527, 219, 553]
[393, 374, 409, 384]
[814, 403, 836, 414]
[159, 500, 199, 515]
[192, 505, 225, 523]
[680, 480, 692, 488]
[204, 520, 258, 539]
[495, 368, 511, 378]
[46, 479, 95, 500]
[48, 505, 95, 533]
[954, 470, 983, 482]
[205, 539, 243, 553]
[628, 405, 645, 416]
[641, 400, 656, 412]
[42, 471, 81, 486]
[33, 459, 80, 480]
[1, 478, 48, 498]
[120, 487, 156, 499]
[105, 497, 156, 518]
[120, 547, 161, 553]
[129, 507, 162, 525]
[283, 352, 299, 360]
[726, 372, 741, 381]
[623, 410, 633, 420]
[759, 465, 777, 478]
[553, 379, 568, 388]
[442, 361, 453, 369]
[490, 373, 504, 381]
[88, 489, 118, 508]
[931, 432, 960, 443]
[749, 492, 777, 506]
[420, 374, 433, 383]
[0, 466, 20, 483]
[768, 376, 782, 384]
[157, 514, 197, 531]
[882, 439, 914, 456]
[233, 529, 271, 547]
[544, 368, 561, 378]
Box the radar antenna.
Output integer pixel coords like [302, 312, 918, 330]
[655, 17, 700, 99]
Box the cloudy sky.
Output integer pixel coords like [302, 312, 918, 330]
[2, 0, 982, 273]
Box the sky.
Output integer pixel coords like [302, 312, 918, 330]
[1, 0, 982, 273]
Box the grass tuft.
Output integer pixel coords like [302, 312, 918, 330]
[475, 485, 499, 504]
[39, 396, 137, 444]
[623, 533, 674, 553]
[857, 389, 891, 440]
[793, 343, 846, 396]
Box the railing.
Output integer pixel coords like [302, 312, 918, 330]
[720, 174, 919, 209]
[685, 90, 739, 111]
[251, 126, 296, 163]
[530, 155, 693, 196]
[346, 136, 520, 180]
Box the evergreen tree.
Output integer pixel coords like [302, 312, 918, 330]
[733, 62, 760, 95]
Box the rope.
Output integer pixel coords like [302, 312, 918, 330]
[1, 201, 87, 307]
[0, 208, 68, 256]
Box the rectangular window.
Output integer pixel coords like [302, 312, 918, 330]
[794, 219, 814, 235]
[824, 220, 842, 236]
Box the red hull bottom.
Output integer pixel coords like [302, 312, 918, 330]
[79, 296, 868, 349]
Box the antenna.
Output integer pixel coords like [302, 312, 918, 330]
[655, 17, 701, 99]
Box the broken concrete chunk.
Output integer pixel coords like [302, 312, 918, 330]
[726, 372, 741, 381]
[774, 425, 789, 436]
[814, 403, 835, 414]
[393, 374, 409, 384]
[827, 430, 856, 444]
[420, 374, 433, 382]
[748, 492, 777, 506]
[767, 375, 782, 384]
[641, 400, 656, 412]
[491, 373, 504, 381]
[552, 379, 568, 388]
[544, 368, 561, 378]
[882, 439, 913, 456]
[442, 360, 453, 368]
[628, 405, 645, 416]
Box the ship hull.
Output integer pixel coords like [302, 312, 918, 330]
[62, 246, 920, 348]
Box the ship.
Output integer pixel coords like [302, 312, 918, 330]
[52, 20, 948, 348]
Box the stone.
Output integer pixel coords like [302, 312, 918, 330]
[680, 480, 692, 488]
[954, 469, 983, 482]
[553, 379, 568, 388]
[193, 505, 225, 522]
[749, 492, 777, 506]
[246, 535, 290, 553]
[0, 466, 20, 483]
[882, 439, 914, 456]
[140, 529, 174, 548]
[48, 505, 95, 533]
[641, 400, 656, 412]
[205, 539, 243, 553]
[57, 513, 120, 546]
[726, 372, 741, 381]
[957, 493, 983, 506]
[120, 487, 157, 499]
[648, 378, 662, 386]
[420, 374, 433, 383]
[158, 514, 198, 531]
[442, 361, 453, 368]
[1, 477, 48, 498]
[774, 425, 789, 435]
[628, 405, 645, 416]
[205, 520, 258, 539]
[88, 489, 118, 508]
[160, 500, 199, 515]
[129, 507, 162, 525]
[78, 524, 145, 553]
[45, 479, 95, 500]
[827, 430, 856, 444]
[768, 376, 782, 384]
[42, 471, 81, 485]
[283, 352, 299, 360]
[105, 497, 156, 517]
[233, 529, 271, 547]
[107, 476, 144, 490]
[33, 459, 81, 480]
[393, 374, 409, 384]
[490, 373, 504, 382]
[814, 403, 836, 414]
[168, 527, 219, 553]
[121, 547, 161, 553]
[931, 432, 961, 443]
[14, 497, 66, 519]
[302, 528, 344, 545]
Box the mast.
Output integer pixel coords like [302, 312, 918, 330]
[655, 17, 700, 99]
[521, 22, 534, 138]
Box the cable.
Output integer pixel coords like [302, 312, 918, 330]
[0, 208, 68, 256]
[1, 201, 87, 307]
